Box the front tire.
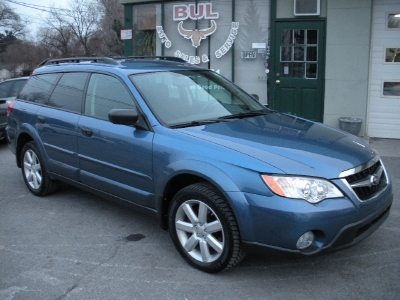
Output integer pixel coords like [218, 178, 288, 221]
[21, 141, 58, 196]
[168, 183, 245, 273]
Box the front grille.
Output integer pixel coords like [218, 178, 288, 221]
[344, 160, 387, 201]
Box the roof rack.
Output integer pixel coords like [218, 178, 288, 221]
[112, 56, 186, 63]
[45, 57, 119, 65]
[43, 56, 186, 66]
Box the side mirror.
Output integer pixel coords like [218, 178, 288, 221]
[108, 108, 150, 131]
[108, 109, 138, 126]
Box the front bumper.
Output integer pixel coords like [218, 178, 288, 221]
[226, 182, 393, 255]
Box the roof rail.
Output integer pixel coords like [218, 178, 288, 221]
[112, 56, 186, 63]
[43, 56, 187, 66]
[45, 57, 119, 65]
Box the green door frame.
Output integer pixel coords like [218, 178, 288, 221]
[269, 0, 326, 122]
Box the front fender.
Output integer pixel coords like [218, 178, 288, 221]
[157, 159, 241, 196]
[155, 159, 255, 239]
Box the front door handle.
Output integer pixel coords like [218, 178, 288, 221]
[276, 80, 281, 85]
[81, 127, 93, 137]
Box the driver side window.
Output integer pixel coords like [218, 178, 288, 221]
[84, 73, 135, 120]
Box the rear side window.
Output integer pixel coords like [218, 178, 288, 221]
[19, 74, 62, 104]
[0, 81, 13, 98]
[10, 79, 28, 97]
[84, 73, 135, 120]
[48, 72, 88, 113]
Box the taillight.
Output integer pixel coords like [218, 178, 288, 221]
[7, 100, 14, 115]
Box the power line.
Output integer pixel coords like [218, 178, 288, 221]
[5, 0, 71, 13]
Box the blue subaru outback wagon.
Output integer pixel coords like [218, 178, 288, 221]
[6, 57, 393, 272]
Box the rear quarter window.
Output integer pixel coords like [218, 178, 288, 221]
[19, 74, 62, 104]
[0, 81, 13, 98]
[10, 79, 28, 97]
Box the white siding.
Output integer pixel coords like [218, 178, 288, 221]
[367, 0, 400, 138]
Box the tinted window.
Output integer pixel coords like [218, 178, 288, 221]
[48, 73, 88, 113]
[85, 73, 135, 120]
[10, 79, 28, 97]
[19, 74, 62, 104]
[0, 81, 13, 98]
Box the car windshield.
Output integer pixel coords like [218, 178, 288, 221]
[130, 70, 267, 127]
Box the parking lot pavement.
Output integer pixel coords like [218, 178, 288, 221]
[368, 138, 400, 158]
[1, 142, 399, 300]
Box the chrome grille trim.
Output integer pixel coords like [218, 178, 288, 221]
[339, 155, 380, 178]
[339, 157, 389, 202]
[350, 165, 383, 189]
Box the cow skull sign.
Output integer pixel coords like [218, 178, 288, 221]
[177, 20, 217, 48]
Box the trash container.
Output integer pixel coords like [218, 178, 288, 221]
[338, 117, 362, 135]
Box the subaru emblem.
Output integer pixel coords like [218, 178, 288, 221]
[370, 175, 380, 186]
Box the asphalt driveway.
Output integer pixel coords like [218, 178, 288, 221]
[0, 142, 399, 300]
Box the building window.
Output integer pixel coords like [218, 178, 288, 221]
[385, 48, 400, 62]
[383, 82, 400, 97]
[132, 4, 158, 56]
[387, 13, 400, 29]
[279, 29, 318, 79]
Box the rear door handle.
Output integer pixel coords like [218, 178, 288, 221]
[81, 127, 93, 137]
[37, 115, 45, 123]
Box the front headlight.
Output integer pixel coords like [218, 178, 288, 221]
[261, 175, 343, 203]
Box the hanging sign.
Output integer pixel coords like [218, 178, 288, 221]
[120, 29, 132, 40]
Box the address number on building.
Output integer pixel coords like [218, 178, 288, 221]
[241, 51, 257, 59]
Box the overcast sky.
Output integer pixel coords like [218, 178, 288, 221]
[6, 0, 70, 37]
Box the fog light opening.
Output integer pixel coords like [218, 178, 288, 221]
[296, 231, 315, 250]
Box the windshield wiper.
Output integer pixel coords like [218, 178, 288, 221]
[217, 110, 268, 120]
[169, 110, 269, 128]
[169, 119, 227, 129]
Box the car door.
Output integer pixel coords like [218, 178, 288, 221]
[77, 73, 154, 208]
[34, 72, 88, 180]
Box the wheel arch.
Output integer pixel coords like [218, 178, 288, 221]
[16, 132, 34, 168]
[156, 160, 242, 230]
[15, 124, 46, 169]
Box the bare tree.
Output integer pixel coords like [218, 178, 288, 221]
[38, 16, 78, 57]
[40, 0, 101, 57]
[3, 39, 50, 76]
[1, 0, 125, 71]
[96, 0, 124, 56]
[0, 0, 24, 35]
[67, 0, 101, 55]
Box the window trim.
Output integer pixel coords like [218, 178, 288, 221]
[383, 47, 400, 64]
[381, 80, 400, 98]
[386, 12, 400, 31]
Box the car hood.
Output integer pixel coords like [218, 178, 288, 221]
[176, 112, 377, 178]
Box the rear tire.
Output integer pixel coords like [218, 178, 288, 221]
[21, 141, 58, 196]
[168, 183, 245, 273]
